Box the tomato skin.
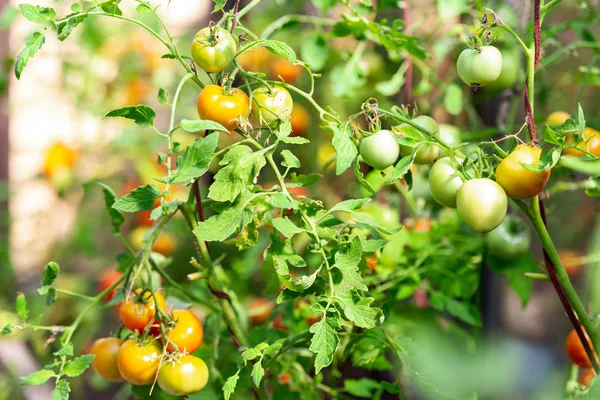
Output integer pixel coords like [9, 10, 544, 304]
[129, 226, 176, 256]
[43, 142, 78, 178]
[359, 130, 400, 170]
[251, 85, 294, 126]
[98, 269, 123, 302]
[197, 84, 250, 131]
[119, 289, 166, 333]
[90, 338, 123, 382]
[566, 328, 596, 368]
[271, 58, 303, 83]
[438, 124, 461, 153]
[428, 158, 466, 208]
[396, 116, 440, 164]
[496, 144, 550, 199]
[290, 104, 310, 137]
[248, 298, 274, 325]
[456, 179, 508, 233]
[165, 310, 204, 353]
[485, 215, 531, 259]
[117, 338, 162, 386]
[191, 27, 236, 73]
[579, 368, 596, 387]
[158, 355, 209, 396]
[481, 47, 519, 94]
[457, 46, 503, 87]
[547, 111, 571, 128]
[238, 46, 271, 73]
[564, 127, 600, 157]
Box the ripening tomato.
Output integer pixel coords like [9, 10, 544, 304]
[290, 104, 310, 136]
[251, 85, 293, 126]
[271, 58, 303, 83]
[318, 144, 336, 171]
[90, 338, 123, 382]
[457, 46, 503, 87]
[560, 250, 583, 278]
[456, 179, 508, 233]
[496, 145, 550, 199]
[125, 78, 149, 105]
[98, 269, 123, 302]
[273, 314, 287, 331]
[359, 130, 400, 170]
[119, 289, 166, 333]
[129, 226, 176, 256]
[165, 310, 204, 353]
[564, 127, 600, 157]
[42, 142, 78, 178]
[158, 355, 209, 396]
[191, 27, 236, 73]
[412, 217, 432, 232]
[396, 116, 440, 164]
[366, 257, 377, 273]
[547, 111, 571, 128]
[117, 338, 162, 386]
[438, 124, 462, 152]
[579, 368, 596, 387]
[197, 84, 250, 131]
[278, 372, 292, 385]
[248, 298, 274, 325]
[238, 46, 272, 73]
[428, 158, 467, 208]
[566, 328, 597, 368]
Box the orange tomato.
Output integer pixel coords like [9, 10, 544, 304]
[547, 111, 571, 128]
[197, 84, 250, 131]
[248, 298, 274, 325]
[126, 78, 149, 105]
[278, 372, 292, 385]
[237, 46, 272, 73]
[412, 217, 432, 232]
[271, 58, 303, 83]
[165, 310, 204, 354]
[119, 289, 167, 333]
[90, 338, 123, 382]
[564, 128, 600, 157]
[290, 105, 310, 137]
[366, 257, 377, 273]
[42, 142, 78, 178]
[579, 368, 596, 387]
[565, 328, 597, 368]
[129, 226, 176, 256]
[496, 145, 550, 199]
[98, 269, 123, 302]
[117, 338, 162, 386]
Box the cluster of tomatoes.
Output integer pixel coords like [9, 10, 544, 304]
[89, 289, 208, 396]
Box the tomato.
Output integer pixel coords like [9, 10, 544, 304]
[428, 158, 467, 208]
[481, 47, 519, 94]
[412, 217, 432, 232]
[496, 144, 550, 199]
[129, 226, 176, 256]
[248, 298, 274, 325]
[579, 368, 596, 387]
[251, 85, 293, 126]
[238, 46, 272, 73]
[438, 124, 462, 152]
[456, 179, 508, 233]
[359, 166, 394, 198]
[396, 116, 440, 164]
[290, 104, 310, 137]
[125, 78, 149, 105]
[457, 46, 503, 87]
[359, 202, 400, 232]
[197, 84, 250, 131]
[564, 127, 600, 157]
[165, 310, 204, 353]
[366, 257, 377, 273]
[485, 215, 531, 259]
[566, 328, 597, 368]
[158, 355, 209, 396]
[547, 111, 571, 128]
[43, 142, 78, 178]
[359, 130, 400, 170]
[98, 269, 123, 302]
[278, 372, 292, 385]
[117, 338, 162, 386]
[90, 338, 123, 382]
[191, 27, 236, 73]
[119, 289, 166, 333]
[560, 250, 583, 277]
[273, 314, 287, 331]
[317, 144, 336, 171]
[271, 58, 303, 83]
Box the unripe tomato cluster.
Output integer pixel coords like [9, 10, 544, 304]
[89, 290, 208, 396]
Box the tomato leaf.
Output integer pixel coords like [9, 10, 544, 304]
[157, 132, 219, 185]
[63, 354, 95, 377]
[40, 261, 59, 288]
[209, 146, 266, 203]
[157, 87, 168, 104]
[180, 119, 229, 133]
[212, 0, 226, 13]
[56, 13, 87, 41]
[280, 150, 301, 169]
[384, 155, 415, 185]
[194, 193, 257, 242]
[21, 369, 55, 386]
[18, 4, 56, 24]
[272, 217, 303, 238]
[264, 234, 306, 276]
[301, 33, 329, 71]
[343, 378, 381, 398]
[98, 182, 125, 235]
[104, 105, 156, 127]
[559, 156, 600, 176]
[112, 184, 161, 213]
[289, 172, 321, 187]
[223, 372, 240, 400]
[331, 124, 358, 175]
[14, 32, 45, 79]
[309, 317, 340, 373]
[251, 361, 265, 387]
[15, 293, 28, 321]
[336, 291, 380, 328]
[262, 40, 296, 63]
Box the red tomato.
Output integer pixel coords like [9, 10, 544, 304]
[271, 58, 303, 83]
[98, 269, 123, 302]
[248, 298, 274, 326]
[119, 289, 167, 333]
[565, 328, 597, 368]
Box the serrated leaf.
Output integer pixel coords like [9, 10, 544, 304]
[21, 369, 54, 386]
[52, 380, 70, 400]
[56, 13, 87, 41]
[264, 339, 285, 356]
[209, 146, 266, 203]
[112, 184, 161, 212]
[181, 119, 229, 133]
[290, 172, 321, 187]
[19, 4, 55, 24]
[54, 344, 73, 357]
[309, 317, 339, 373]
[251, 362, 265, 387]
[264, 234, 306, 276]
[213, 0, 226, 13]
[194, 193, 255, 241]
[98, 182, 125, 235]
[242, 348, 262, 361]
[15, 32, 45, 79]
[281, 149, 301, 168]
[301, 33, 329, 71]
[336, 291, 379, 328]
[272, 217, 303, 238]
[332, 125, 358, 175]
[63, 354, 94, 377]
[104, 105, 156, 127]
[16, 293, 27, 321]
[384, 155, 415, 184]
[279, 271, 318, 292]
[158, 132, 219, 185]
[330, 198, 371, 213]
[223, 372, 240, 400]
[263, 40, 296, 63]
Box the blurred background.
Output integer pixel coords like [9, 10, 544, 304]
[0, 0, 598, 399]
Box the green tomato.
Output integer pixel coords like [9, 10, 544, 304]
[251, 85, 294, 126]
[457, 46, 503, 87]
[456, 178, 507, 233]
[396, 115, 440, 164]
[191, 27, 236, 73]
[359, 130, 400, 170]
[359, 202, 400, 232]
[158, 355, 209, 396]
[359, 166, 394, 197]
[438, 124, 461, 154]
[428, 158, 467, 208]
[486, 215, 531, 259]
[481, 48, 519, 95]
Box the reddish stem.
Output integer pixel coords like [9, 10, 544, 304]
[404, 0, 413, 104]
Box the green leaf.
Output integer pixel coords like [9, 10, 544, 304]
[181, 119, 229, 133]
[263, 40, 296, 63]
[251, 361, 265, 387]
[63, 354, 95, 377]
[520, 148, 560, 172]
[264, 339, 285, 356]
[157, 152, 166, 164]
[157, 88, 168, 104]
[112, 184, 161, 212]
[98, 182, 125, 235]
[212, 0, 226, 13]
[384, 155, 415, 184]
[21, 369, 54, 386]
[158, 133, 219, 185]
[54, 344, 74, 357]
[15, 32, 45, 79]
[99, 0, 122, 15]
[272, 217, 303, 238]
[16, 293, 28, 321]
[281, 150, 301, 169]
[194, 194, 255, 242]
[242, 348, 262, 361]
[559, 156, 600, 176]
[311, 0, 336, 12]
[332, 125, 358, 175]
[209, 146, 266, 203]
[343, 378, 381, 398]
[264, 234, 306, 276]
[334, 237, 368, 292]
[309, 317, 339, 373]
[104, 105, 156, 127]
[337, 291, 380, 328]
[19, 4, 56, 24]
[488, 253, 537, 307]
[430, 292, 481, 326]
[301, 33, 329, 71]
[223, 372, 240, 400]
[56, 13, 87, 41]
[289, 172, 321, 187]
[330, 198, 371, 213]
[376, 63, 407, 96]
[443, 83, 463, 116]
[279, 271, 318, 292]
[40, 261, 59, 287]
[52, 380, 70, 400]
